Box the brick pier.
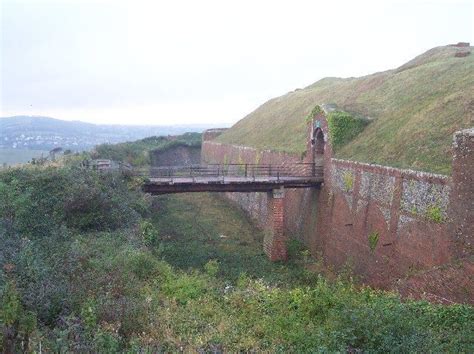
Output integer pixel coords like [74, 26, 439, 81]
[264, 187, 287, 261]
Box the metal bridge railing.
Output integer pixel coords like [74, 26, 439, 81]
[132, 163, 323, 182]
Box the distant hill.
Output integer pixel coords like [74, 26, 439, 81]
[0, 116, 219, 151]
[218, 45, 473, 174]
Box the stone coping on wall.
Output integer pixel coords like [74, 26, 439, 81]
[331, 158, 451, 185]
[204, 141, 452, 185]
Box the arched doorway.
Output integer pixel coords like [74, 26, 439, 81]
[312, 127, 325, 167]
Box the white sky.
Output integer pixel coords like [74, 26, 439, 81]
[1, 0, 473, 126]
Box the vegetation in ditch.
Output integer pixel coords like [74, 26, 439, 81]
[0, 163, 472, 352]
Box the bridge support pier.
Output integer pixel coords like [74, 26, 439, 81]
[264, 187, 287, 261]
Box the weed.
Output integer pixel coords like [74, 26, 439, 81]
[343, 171, 354, 192]
[426, 204, 444, 223]
[204, 259, 220, 277]
[305, 105, 323, 123]
[368, 231, 380, 252]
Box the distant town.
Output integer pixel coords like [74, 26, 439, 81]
[0, 116, 221, 151]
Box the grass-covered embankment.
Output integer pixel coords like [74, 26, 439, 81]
[217, 46, 473, 174]
[0, 164, 473, 352]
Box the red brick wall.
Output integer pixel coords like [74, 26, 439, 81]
[201, 118, 473, 303]
[321, 159, 452, 287]
[449, 128, 474, 258]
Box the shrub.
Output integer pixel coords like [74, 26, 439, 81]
[0, 167, 148, 236]
[139, 220, 159, 247]
[162, 272, 208, 305]
[204, 259, 219, 277]
[327, 111, 369, 150]
[426, 204, 444, 223]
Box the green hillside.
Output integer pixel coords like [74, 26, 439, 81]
[218, 45, 473, 174]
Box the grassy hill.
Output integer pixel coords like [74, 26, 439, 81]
[217, 45, 473, 174]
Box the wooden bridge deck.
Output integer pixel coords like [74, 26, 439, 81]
[137, 163, 323, 194]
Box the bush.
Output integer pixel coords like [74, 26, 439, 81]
[327, 111, 369, 150]
[138, 220, 159, 247]
[0, 166, 148, 236]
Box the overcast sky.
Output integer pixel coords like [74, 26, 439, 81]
[1, 0, 472, 126]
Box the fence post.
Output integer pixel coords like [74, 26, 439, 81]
[312, 163, 316, 177]
[245, 164, 248, 178]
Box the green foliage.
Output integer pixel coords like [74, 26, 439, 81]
[93, 132, 202, 166]
[426, 204, 444, 223]
[343, 171, 354, 192]
[0, 280, 38, 352]
[139, 220, 159, 247]
[0, 161, 472, 352]
[0, 280, 21, 326]
[0, 166, 148, 236]
[368, 231, 380, 252]
[305, 104, 323, 122]
[161, 272, 208, 305]
[327, 111, 369, 150]
[93, 329, 121, 352]
[126, 250, 164, 281]
[204, 259, 220, 277]
[80, 298, 98, 332]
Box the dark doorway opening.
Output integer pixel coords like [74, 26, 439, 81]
[312, 128, 325, 155]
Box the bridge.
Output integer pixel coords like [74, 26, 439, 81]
[135, 163, 323, 194]
[129, 162, 323, 262]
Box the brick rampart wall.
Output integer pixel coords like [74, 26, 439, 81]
[322, 159, 452, 287]
[201, 122, 473, 303]
[151, 145, 201, 166]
